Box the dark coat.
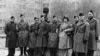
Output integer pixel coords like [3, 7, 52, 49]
[5, 21, 18, 48]
[88, 18, 99, 51]
[47, 23, 59, 48]
[17, 22, 29, 47]
[36, 21, 49, 47]
[73, 22, 89, 53]
[28, 23, 39, 48]
[72, 22, 78, 48]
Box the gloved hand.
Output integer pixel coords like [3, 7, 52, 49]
[96, 37, 99, 40]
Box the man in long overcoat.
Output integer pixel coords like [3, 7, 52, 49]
[36, 15, 49, 56]
[17, 14, 29, 56]
[5, 16, 18, 56]
[47, 16, 59, 56]
[27, 17, 39, 56]
[71, 16, 79, 56]
[73, 13, 90, 56]
[87, 10, 99, 56]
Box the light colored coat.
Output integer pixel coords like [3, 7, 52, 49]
[58, 22, 73, 49]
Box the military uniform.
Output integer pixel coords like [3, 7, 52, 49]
[71, 21, 79, 56]
[5, 21, 18, 56]
[87, 18, 99, 56]
[17, 22, 29, 55]
[47, 21, 59, 56]
[73, 21, 89, 56]
[36, 21, 49, 56]
[28, 22, 39, 56]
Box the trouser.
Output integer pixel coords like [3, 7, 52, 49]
[87, 50, 94, 56]
[27, 48, 34, 56]
[8, 48, 15, 56]
[20, 47, 27, 55]
[57, 49, 68, 56]
[72, 51, 76, 56]
[76, 52, 86, 56]
[42, 47, 47, 56]
[35, 47, 42, 56]
[49, 48, 57, 56]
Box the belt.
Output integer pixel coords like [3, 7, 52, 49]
[20, 30, 27, 31]
[78, 31, 85, 33]
[50, 32, 56, 33]
[90, 28, 95, 30]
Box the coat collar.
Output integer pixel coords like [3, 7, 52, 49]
[88, 18, 96, 23]
[77, 21, 85, 27]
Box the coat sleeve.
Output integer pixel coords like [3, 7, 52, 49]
[95, 19, 99, 39]
[17, 24, 20, 32]
[73, 24, 78, 36]
[44, 23, 49, 34]
[72, 24, 75, 37]
[84, 22, 90, 41]
[26, 23, 29, 31]
[29, 25, 32, 32]
[4, 23, 9, 35]
[16, 23, 19, 32]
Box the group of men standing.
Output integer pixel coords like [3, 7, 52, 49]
[4, 10, 99, 56]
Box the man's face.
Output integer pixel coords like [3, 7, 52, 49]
[20, 16, 24, 19]
[88, 12, 93, 19]
[11, 18, 15, 22]
[35, 19, 39, 23]
[74, 17, 79, 22]
[79, 16, 84, 21]
[53, 17, 57, 21]
[41, 17, 45, 21]
[63, 18, 68, 22]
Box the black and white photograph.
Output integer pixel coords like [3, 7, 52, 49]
[0, 0, 100, 56]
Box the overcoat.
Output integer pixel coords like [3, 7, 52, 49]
[58, 22, 73, 49]
[47, 22, 59, 48]
[36, 21, 49, 47]
[17, 22, 29, 47]
[5, 21, 18, 48]
[73, 21, 89, 53]
[87, 18, 99, 51]
[28, 23, 39, 48]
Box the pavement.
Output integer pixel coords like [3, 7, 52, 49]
[0, 49, 100, 56]
[0, 49, 20, 56]
[0, 38, 100, 56]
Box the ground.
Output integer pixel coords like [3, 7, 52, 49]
[0, 49, 100, 56]
[0, 38, 100, 56]
[0, 49, 20, 56]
